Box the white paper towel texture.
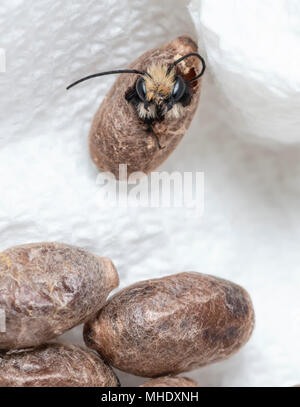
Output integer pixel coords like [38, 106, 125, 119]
[0, 0, 299, 386]
[190, 0, 300, 144]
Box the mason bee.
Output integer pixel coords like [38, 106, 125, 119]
[67, 52, 205, 149]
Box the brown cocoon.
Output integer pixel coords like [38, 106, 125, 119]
[0, 242, 119, 349]
[89, 36, 203, 178]
[84, 272, 254, 377]
[0, 343, 119, 387]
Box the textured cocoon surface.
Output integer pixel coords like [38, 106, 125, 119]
[140, 376, 198, 387]
[0, 242, 119, 349]
[84, 272, 255, 377]
[189, 0, 300, 144]
[0, 0, 300, 386]
[0, 343, 120, 387]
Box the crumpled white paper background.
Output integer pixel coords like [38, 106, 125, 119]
[190, 0, 300, 144]
[0, 0, 299, 386]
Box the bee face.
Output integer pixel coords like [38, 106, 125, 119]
[133, 64, 190, 121]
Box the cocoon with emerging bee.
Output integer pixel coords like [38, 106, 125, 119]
[67, 36, 205, 178]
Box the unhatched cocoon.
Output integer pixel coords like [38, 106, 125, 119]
[0, 242, 119, 349]
[0, 343, 119, 387]
[84, 272, 254, 377]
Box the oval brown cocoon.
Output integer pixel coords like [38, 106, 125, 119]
[0, 242, 119, 350]
[0, 343, 119, 387]
[140, 376, 198, 387]
[89, 36, 203, 179]
[84, 272, 255, 377]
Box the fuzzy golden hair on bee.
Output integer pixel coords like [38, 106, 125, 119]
[143, 64, 176, 103]
[66, 51, 206, 149]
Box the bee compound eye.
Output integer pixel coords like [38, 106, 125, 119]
[172, 76, 185, 102]
[136, 77, 147, 101]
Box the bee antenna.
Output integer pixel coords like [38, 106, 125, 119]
[66, 69, 150, 90]
[167, 52, 206, 83]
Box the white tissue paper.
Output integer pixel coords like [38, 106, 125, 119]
[189, 0, 300, 144]
[0, 0, 299, 386]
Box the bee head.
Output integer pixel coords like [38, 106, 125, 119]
[135, 65, 188, 119]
